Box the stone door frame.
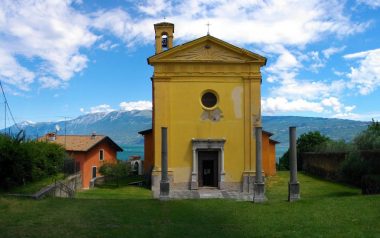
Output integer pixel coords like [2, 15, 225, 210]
[191, 139, 226, 190]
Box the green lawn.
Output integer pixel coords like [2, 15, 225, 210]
[0, 172, 379, 238]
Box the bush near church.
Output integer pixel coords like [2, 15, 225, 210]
[278, 131, 331, 170]
[0, 133, 66, 190]
[284, 120, 380, 194]
[99, 161, 130, 187]
[340, 120, 380, 192]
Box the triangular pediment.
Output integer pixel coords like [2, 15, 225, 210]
[148, 35, 266, 65]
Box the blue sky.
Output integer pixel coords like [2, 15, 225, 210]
[0, 0, 380, 125]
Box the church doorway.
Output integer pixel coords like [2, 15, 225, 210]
[198, 151, 219, 187]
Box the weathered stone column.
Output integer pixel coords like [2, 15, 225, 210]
[219, 148, 225, 190]
[288, 126, 300, 201]
[253, 127, 266, 202]
[160, 127, 170, 200]
[191, 147, 198, 190]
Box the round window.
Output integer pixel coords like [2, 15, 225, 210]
[201, 91, 218, 109]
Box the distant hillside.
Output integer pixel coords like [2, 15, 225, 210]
[262, 116, 370, 158]
[3, 111, 370, 158]
[3, 110, 152, 146]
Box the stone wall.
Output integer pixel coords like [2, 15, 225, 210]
[302, 152, 348, 180]
[33, 173, 81, 199]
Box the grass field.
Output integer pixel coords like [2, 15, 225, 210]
[0, 172, 379, 238]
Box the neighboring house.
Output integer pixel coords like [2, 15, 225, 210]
[129, 156, 144, 176]
[262, 131, 280, 177]
[40, 133, 123, 189]
[138, 129, 153, 175]
[140, 22, 278, 198]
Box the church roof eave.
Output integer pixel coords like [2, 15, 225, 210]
[147, 35, 266, 66]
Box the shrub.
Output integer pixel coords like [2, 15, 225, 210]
[354, 119, 380, 150]
[361, 174, 380, 195]
[339, 151, 368, 187]
[0, 134, 66, 190]
[278, 150, 289, 170]
[315, 139, 353, 153]
[99, 161, 129, 186]
[278, 131, 331, 170]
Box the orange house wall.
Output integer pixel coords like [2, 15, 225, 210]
[68, 141, 117, 189]
[268, 141, 277, 176]
[143, 133, 154, 175]
[262, 133, 277, 176]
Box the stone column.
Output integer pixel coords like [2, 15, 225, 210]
[253, 127, 266, 202]
[288, 126, 300, 201]
[191, 147, 198, 190]
[219, 148, 225, 190]
[160, 127, 170, 200]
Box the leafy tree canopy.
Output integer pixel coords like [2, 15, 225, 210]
[354, 120, 380, 150]
[278, 131, 331, 170]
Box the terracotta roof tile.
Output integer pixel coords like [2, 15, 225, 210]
[38, 134, 122, 152]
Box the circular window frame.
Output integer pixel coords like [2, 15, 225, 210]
[200, 90, 219, 110]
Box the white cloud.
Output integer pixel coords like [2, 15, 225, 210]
[119, 101, 152, 111]
[333, 111, 380, 121]
[323, 46, 346, 58]
[262, 97, 324, 114]
[89, 104, 115, 113]
[91, 8, 155, 47]
[357, 0, 380, 8]
[271, 79, 346, 100]
[38, 77, 63, 89]
[0, 0, 98, 91]
[138, 0, 170, 16]
[0, 0, 372, 108]
[344, 48, 380, 95]
[92, 0, 366, 48]
[321, 97, 343, 113]
[266, 47, 300, 74]
[333, 112, 361, 120]
[307, 51, 325, 72]
[262, 96, 356, 116]
[344, 48, 380, 59]
[98, 40, 118, 51]
[0, 48, 34, 91]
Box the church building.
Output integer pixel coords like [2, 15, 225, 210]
[141, 22, 278, 198]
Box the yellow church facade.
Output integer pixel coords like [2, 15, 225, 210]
[143, 22, 276, 197]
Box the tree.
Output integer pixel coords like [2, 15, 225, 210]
[0, 134, 66, 190]
[278, 131, 331, 170]
[354, 119, 380, 150]
[340, 120, 380, 186]
[99, 161, 129, 186]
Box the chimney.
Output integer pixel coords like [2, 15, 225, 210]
[47, 132, 56, 141]
[91, 132, 96, 139]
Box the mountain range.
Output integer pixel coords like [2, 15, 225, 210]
[2, 110, 371, 158]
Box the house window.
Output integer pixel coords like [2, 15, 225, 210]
[201, 91, 218, 109]
[99, 149, 104, 161]
[92, 166, 97, 179]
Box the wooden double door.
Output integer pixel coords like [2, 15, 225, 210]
[198, 151, 219, 187]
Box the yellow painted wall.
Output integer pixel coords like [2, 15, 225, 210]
[152, 72, 262, 183]
[149, 31, 266, 185]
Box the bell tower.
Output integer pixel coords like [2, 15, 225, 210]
[154, 22, 174, 54]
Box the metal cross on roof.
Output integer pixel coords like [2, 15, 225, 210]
[206, 22, 211, 35]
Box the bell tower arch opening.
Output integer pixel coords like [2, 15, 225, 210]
[154, 22, 174, 54]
